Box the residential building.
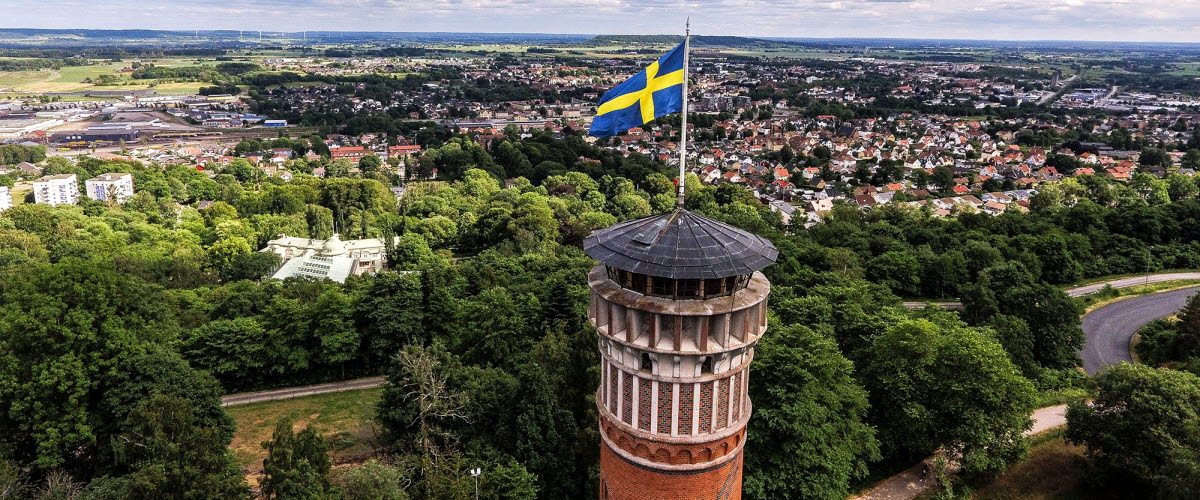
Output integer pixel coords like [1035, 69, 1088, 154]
[0, 186, 11, 212]
[33, 174, 79, 206]
[85, 173, 135, 203]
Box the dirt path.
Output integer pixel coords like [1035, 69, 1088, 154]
[221, 377, 385, 406]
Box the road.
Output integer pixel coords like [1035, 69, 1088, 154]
[1038, 74, 1078, 104]
[220, 376, 385, 407]
[903, 272, 1200, 310]
[862, 274, 1200, 500]
[1079, 286, 1200, 374]
[1099, 85, 1119, 104]
[1064, 272, 1200, 297]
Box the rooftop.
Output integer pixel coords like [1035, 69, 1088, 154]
[583, 209, 778, 280]
[88, 173, 132, 182]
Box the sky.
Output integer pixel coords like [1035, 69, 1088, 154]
[4, 0, 1200, 43]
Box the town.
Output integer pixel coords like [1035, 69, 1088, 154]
[4, 46, 1198, 231]
[3, 25, 1200, 500]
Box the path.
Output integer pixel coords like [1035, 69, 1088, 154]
[220, 376, 385, 407]
[851, 405, 1068, 500]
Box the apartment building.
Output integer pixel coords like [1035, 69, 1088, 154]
[33, 174, 79, 206]
[85, 172, 135, 203]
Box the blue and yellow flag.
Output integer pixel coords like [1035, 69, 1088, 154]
[589, 43, 685, 138]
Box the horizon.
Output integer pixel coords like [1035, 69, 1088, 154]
[4, 27, 1200, 47]
[1, 0, 1197, 44]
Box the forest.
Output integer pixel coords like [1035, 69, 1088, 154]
[2, 127, 1200, 498]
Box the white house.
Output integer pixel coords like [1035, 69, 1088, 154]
[262, 233, 400, 282]
[33, 174, 79, 206]
[0, 186, 11, 212]
[85, 173, 135, 204]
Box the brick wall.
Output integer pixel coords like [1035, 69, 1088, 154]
[699, 381, 713, 434]
[599, 439, 743, 500]
[638, 379, 652, 431]
[609, 364, 618, 414]
[657, 382, 673, 434]
[622, 374, 633, 425]
[731, 372, 742, 421]
[678, 384, 693, 435]
[717, 377, 731, 429]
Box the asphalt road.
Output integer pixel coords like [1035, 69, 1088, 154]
[1079, 286, 1200, 375]
[902, 272, 1200, 310]
[1066, 272, 1200, 297]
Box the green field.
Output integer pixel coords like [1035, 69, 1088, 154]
[1167, 62, 1200, 76]
[0, 69, 54, 90]
[0, 58, 217, 94]
[225, 387, 383, 473]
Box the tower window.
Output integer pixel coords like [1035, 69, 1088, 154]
[676, 279, 700, 299]
[701, 356, 713, 375]
[640, 353, 653, 372]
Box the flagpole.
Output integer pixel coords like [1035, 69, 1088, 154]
[676, 18, 690, 209]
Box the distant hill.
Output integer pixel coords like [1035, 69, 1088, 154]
[581, 34, 797, 48]
[0, 28, 592, 48]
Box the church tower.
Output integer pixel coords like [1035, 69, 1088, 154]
[584, 209, 777, 500]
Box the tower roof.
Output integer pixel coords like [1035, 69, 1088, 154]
[584, 209, 778, 280]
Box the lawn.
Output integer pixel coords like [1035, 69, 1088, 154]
[972, 429, 1112, 500]
[225, 387, 383, 474]
[9, 182, 31, 206]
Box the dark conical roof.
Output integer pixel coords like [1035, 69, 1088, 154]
[583, 209, 778, 280]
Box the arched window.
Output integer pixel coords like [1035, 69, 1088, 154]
[640, 352, 653, 372]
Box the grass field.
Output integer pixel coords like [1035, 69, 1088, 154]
[225, 387, 383, 473]
[0, 58, 218, 94]
[1167, 62, 1200, 76]
[0, 69, 54, 89]
[972, 428, 1110, 500]
[9, 182, 31, 206]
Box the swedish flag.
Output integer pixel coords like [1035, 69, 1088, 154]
[589, 42, 686, 138]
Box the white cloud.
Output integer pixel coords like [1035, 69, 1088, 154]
[0, 0, 1197, 42]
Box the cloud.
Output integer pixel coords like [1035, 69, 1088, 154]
[1, 0, 1198, 42]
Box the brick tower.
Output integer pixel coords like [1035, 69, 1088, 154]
[584, 209, 777, 500]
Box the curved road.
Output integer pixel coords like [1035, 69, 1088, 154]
[1079, 286, 1200, 374]
[861, 274, 1200, 500]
